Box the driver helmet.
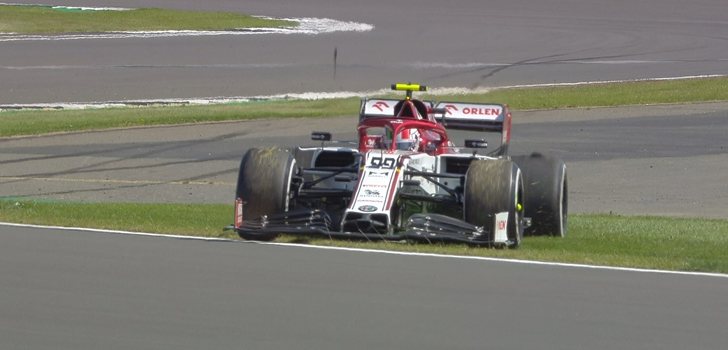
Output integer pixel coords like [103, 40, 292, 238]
[394, 128, 420, 151]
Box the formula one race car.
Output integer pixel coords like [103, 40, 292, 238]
[232, 83, 567, 247]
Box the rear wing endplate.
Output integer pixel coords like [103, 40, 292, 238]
[433, 102, 512, 153]
[359, 98, 435, 120]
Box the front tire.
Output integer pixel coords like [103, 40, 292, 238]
[235, 148, 296, 241]
[464, 160, 524, 247]
[511, 153, 567, 237]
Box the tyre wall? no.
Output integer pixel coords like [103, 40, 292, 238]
[464, 159, 524, 247]
[235, 147, 296, 241]
[511, 153, 568, 237]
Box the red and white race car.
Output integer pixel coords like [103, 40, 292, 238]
[232, 83, 567, 247]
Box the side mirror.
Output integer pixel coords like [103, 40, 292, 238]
[311, 132, 332, 141]
[464, 139, 488, 149]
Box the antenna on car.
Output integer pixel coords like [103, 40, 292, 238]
[391, 82, 427, 100]
[431, 107, 448, 127]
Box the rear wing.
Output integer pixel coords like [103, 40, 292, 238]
[433, 102, 512, 154]
[359, 98, 513, 155]
[433, 102, 508, 131]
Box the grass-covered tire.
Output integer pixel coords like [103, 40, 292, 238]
[235, 147, 296, 241]
[511, 153, 568, 237]
[464, 160, 525, 248]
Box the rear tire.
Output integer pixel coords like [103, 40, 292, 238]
[511, 153, 567, 237]
[235, 148, 296, 241]
[464, 160, 524, 247]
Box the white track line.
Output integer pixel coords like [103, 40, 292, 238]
[0, 3, 131, 11]
[405, 60, 704, 69]
[2, 221, 726, 279]
[2, 74, 726, 111]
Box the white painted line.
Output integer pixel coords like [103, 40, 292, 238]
[0, 3, 131, 11]
[404, 60, 728, 69]
[2, 221, 727, 279]
[571, 60, 673, 64]
[0, 221, 235, 242]
[284, 17, 374, 34]
[2, 74, 726, 111]
[276, 242, 728, 279]
[49, 6, 131, 11]
[499, 74, 728, 89]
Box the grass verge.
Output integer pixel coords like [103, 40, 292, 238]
[0, 98, 359, 137]
[2, 77, 728, 138]
[0, 5, 296, 34]
[428, 76, 728, 108]
[2, 199, 727, 274]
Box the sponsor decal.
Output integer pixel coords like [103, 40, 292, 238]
[444, 104, 459, 115]
[494, 212, 509, 243]
[366, 137, 379, 147]
[372, 101, 390, 112]
[363, 189, 382, 197]
[364, 99, 396, 116]
[463, 107, 501, 116]
[439, 103, 502, 119]
[352, 154, 399, 211]
[358, 205, 378, 212]
[367, 170, 390, 177]
[234, 198, 244, 228]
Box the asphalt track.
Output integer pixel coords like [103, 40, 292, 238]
[1, 224, 727, 350]
[2, 0, 728, 103]
[1, 1, 727, 348]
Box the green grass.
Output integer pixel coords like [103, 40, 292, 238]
[2, 199, 727, 273]
[2, 77, 728, 138]
[0, 199, 231, 238]
[429, 76, 728, 108]
[0, 98, 360, 137]
[0, 5, 296, 34]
